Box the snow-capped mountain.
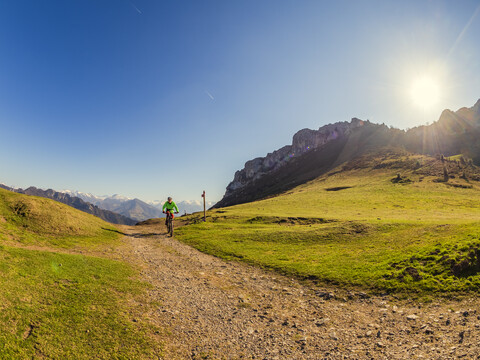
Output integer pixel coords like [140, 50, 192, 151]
[61, 190, 109, 205]
[61, 191, 161, 222]
[61, 191, 217, 220]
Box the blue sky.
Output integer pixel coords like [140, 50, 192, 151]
[1, 0, 479, 203]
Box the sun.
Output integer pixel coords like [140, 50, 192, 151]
[409, 75, 441, 110]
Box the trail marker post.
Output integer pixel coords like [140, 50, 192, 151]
[201, 190, 206, 222]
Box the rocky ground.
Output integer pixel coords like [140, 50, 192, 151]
[118, 224, 480, 359]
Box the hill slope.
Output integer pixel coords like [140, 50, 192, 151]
[177, 150, 480, 293]
[0, 187, 123, 246]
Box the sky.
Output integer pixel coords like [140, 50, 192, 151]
[1, 0, 480, 203]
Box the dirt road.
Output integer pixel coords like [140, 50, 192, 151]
[119, 224, 480, 359]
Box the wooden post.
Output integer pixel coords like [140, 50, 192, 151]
[201, 190, 206, 222]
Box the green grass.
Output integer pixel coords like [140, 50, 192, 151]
[0, 188, 120, 250]
[0, 188, 162, 358]
[176, 154, 480, 294]
[0, 246, 161, 359]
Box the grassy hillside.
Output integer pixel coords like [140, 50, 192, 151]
[176, 151, 480, 294]
[0, 188, 161, 358]
[0, 187, 121, 249]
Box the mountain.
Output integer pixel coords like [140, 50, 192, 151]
[66, 190, 217, 219]
[404, 99, 480, 162]
[62, 191, 163, 222]
[0, 185, 136, 225]
[215, 99, 480, 208]
[100, 198, 162, 222]
[214, 119, 403, 208]
[63, 189, 217, 220]
[0, 183, 12, 191]
[61, 190, 108, 205]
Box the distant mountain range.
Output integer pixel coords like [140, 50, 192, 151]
[0, 183, 213, 224]
[62, 191, 215, 220]
[215, 99, 480, 208]
[62, 191, 163, 222]
[0, 185, 136, 225]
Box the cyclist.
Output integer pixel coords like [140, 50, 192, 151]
[162, 197, 179, 225]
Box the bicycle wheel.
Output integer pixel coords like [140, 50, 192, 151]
[169, 218, 174, 236]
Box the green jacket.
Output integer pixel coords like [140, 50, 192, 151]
[163, 201, 179, 213]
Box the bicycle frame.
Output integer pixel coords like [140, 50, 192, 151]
[165, 210, 174, 236]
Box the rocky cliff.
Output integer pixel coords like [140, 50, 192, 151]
[224, 118, 366, 199]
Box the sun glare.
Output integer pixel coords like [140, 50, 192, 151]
[409, 75, 441, 110]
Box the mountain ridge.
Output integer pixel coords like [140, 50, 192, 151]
[63, 191, 215, 219]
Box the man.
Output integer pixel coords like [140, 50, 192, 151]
[162, 197, 179, 225]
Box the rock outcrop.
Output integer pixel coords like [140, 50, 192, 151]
[224, 118, 366, 199]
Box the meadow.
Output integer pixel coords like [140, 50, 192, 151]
[176, 153, 480, 294]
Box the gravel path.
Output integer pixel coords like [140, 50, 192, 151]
[119, 224, 480, 359]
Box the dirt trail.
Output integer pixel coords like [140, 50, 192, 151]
[119, 224, 480, 359]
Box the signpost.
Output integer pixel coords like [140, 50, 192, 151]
[201, 190, 206, 222]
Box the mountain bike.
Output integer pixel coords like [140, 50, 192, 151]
[165, 210, 177, 236]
